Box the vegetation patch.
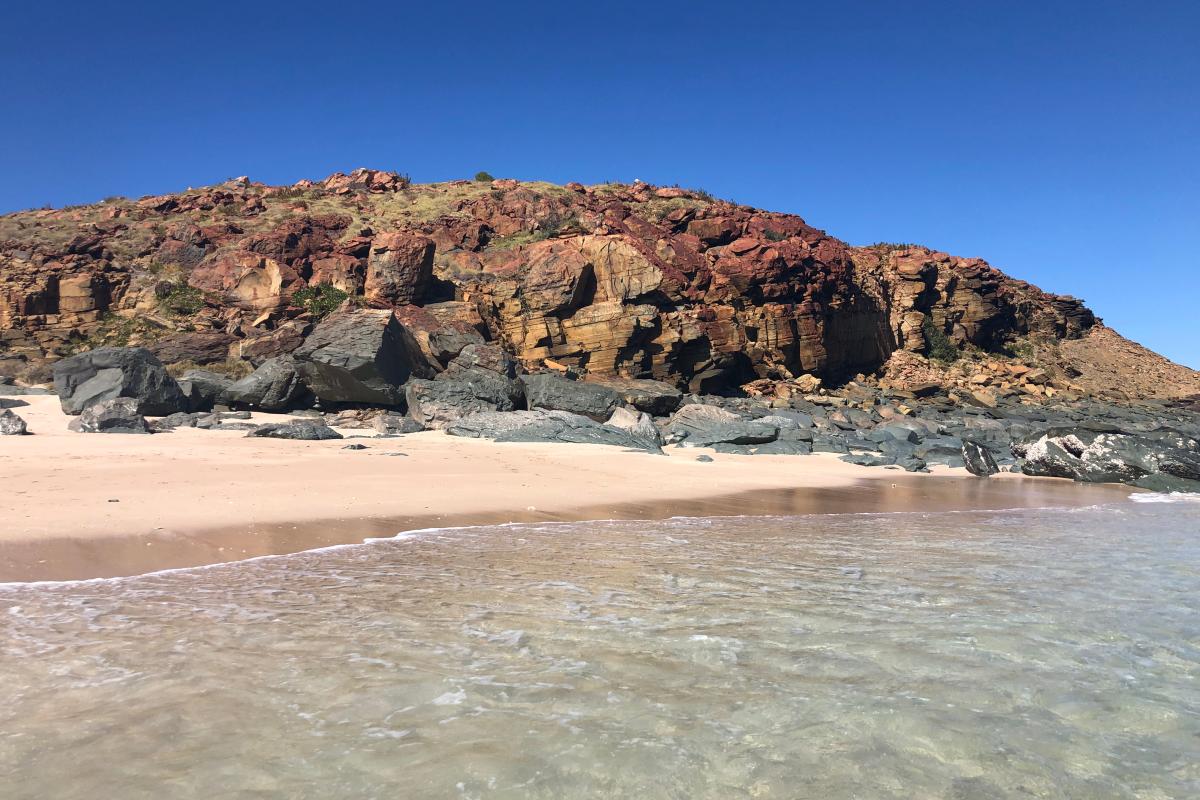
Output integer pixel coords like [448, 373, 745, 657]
[922, 316, 961, 363]
[158, 284, 205, 317]
[292, 283, 349, 318]
[474, 171, 495, 182]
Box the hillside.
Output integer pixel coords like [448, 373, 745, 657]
[2, 169, 1197, 401]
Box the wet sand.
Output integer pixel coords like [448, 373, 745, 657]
[0, 394, 1133, 581]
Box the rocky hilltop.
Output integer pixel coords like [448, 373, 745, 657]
[4, 168, 1196, 401]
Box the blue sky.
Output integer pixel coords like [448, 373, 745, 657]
[2, 1, 1196, 367]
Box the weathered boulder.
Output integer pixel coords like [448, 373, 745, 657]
[219, 356, 308, 411]
[0, 409, 28, 435]
[447, 409, 662, 452]
[67, 398, 152, 434]
[588, 377, 683, 416]
[665, 404, 779, 447]
[178, 369, 233, 412]
[53, 347, 186, 416]
[246, 422, 343, 441]
[294, 309, 428, 407]
[521, 373, 620, 421]
[406, 377, 523, 430]
[604, 406, 664, 447]
[1014, 428, 1200, 487]
[962, 440, 1000, 477]
[364, 232, 435, 305]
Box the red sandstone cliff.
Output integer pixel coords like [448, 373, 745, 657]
[2, 169, 1196, 400]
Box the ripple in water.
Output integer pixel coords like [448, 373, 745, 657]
[1, 502, 1198, 799]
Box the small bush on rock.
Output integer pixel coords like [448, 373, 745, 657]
[292, 283, 349, 318]
[474, 171, 495, 182]
[923, 316, 961, 363]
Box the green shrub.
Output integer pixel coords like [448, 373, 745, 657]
[474, 171, 496, 182]
[159, 284, 204, 316]
[763, 229, 787, 242]
[292, 283, 349, 318]
[922, 316, 961, 363]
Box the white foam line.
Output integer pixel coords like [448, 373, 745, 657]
[0, 500, 1141, 590]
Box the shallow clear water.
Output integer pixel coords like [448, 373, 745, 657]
[1, 498, 1198, 800]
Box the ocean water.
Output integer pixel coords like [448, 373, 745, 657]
[1, 498, 1198, 799]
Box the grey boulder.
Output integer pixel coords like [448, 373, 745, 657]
[962, 440, 1000, 477]
[67, 398, 151, 434]
[521, 373, 620, 422]
[406, 376, 522, 431]
[177, 369, 233, 413]
[0, 409, 29, 435]
[219, 356, 308, 411]
[53, 347, 186, 416]
[246, 422, 343, 441]
[294, 309, 429, 407]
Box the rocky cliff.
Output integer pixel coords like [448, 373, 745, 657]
[2, 169, 1196, 401]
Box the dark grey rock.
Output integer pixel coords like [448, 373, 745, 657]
[695, 454, 714, 463]
[666, 404, 779, 447]
[0, 378, 52, 396]
[0, 409, 28, 435]
[408, 372, 524, 430]
[53, 347, 186, 416]
[68, 398, 151, 434]
[962, 440, 1000, 477]
[0, 398, 29, 409]
[752, 439, 813, 455]
[246, 422, 343, 441]
[219, 356, 308, 411]
[343, 443, 368, 450]
[373, 412, 423, 435]
[446, 409, 662, 452]
[590, 378, 683, 416]
[521, 373, 621, 421]
[604, 406, 664, 447]
[178, 370, 233, 413]
[294, 309, 429, 407]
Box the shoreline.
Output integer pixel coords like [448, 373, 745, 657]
[2, 393, 1134, 581]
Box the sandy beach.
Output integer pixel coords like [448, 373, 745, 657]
[1, 395, 1133, 581]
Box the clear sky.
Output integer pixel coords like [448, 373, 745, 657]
[2, 1, 1196, 367]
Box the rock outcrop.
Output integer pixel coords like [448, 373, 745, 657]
[6, 171, 1192, 403]
[0, 408, 28, 435]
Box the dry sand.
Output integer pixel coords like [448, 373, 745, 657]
[1, 395, 1132, 581]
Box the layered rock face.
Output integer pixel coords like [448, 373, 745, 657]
[1, 170, 1190, 398]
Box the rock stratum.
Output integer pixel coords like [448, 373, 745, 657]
[2, 169, 1197, 403]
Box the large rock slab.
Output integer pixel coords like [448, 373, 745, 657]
[447, 409, 662, 452]
[53, 347, 186, 416]
[219, 356, 309, 411]
[67, 398, 151, 434]
[520, 373, 620, 421]
[246, 421, 343, 441]
[294, 309, 428, 407]
[0, 409, 28, 435]
[665, 404, 779, 448]
[588, 377, 683, 416]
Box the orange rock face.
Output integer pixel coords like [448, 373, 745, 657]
[0, 173, 1099, 389]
